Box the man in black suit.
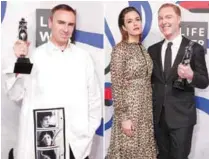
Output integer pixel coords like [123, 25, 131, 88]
[148, 3, 209, 159]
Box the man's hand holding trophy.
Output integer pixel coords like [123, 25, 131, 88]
[13, 18, 33, 74]
[173, 41, 195, 90]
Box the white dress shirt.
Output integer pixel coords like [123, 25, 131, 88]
[161, 34, 182, 70]
[3, 40, 102, 159]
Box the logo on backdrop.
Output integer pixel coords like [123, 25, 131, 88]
[36, 9, 51, 47]
[181, 21, 208, 49]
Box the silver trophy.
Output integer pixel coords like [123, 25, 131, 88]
[173, 41, 194, 90]
[14, 18, 33, 74]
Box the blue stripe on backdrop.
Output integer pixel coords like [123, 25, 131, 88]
[105, 19, 116, 47]
[105, 82, 111, 88]
[75, 30, 103, 49]
[196, 96, 209, 115]
[105, 117, 113, 131]
[1, 1, 7, 23]
[96, 118, 104, 136]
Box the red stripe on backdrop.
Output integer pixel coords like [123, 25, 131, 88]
[105, 87, 112, 100]
[179, 1, 209, 9]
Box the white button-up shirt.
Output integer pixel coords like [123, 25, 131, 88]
[3, 40, 102, 159]
[161, 34, 183, 70]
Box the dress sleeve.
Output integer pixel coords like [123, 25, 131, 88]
[110, 46, 130, 121]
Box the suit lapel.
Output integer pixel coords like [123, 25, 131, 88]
[155, 40, 165, 81]
[167, 37, 189, 81]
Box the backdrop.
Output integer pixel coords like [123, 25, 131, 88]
[1, 1, 104, 159]
[105, 1, 209, 159]
[1, 1, 209, 159]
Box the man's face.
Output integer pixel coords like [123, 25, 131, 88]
[48, 9, 75, 45]
[41, 116, 51, 128]
[158, 6, 181, 40]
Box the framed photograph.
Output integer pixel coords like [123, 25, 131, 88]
[37, 149, 65, 159]
[34, 108, 66, 159]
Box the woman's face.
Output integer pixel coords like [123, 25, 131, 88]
[122, 11, 142, 39]
[42, 133, 52, 146]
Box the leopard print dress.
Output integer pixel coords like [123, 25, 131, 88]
[107, 41, 157, 159]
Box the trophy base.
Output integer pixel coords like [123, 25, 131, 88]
[14, 57, 33, 74]
[173, 80, 185, 90]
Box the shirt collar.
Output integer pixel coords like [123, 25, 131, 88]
[47, 38, 72, 52]
[164, 34, 182, 47]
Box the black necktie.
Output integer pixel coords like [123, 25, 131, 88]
[164, 42, 173, 79]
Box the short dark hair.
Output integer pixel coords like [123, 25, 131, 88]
[118, 6, 142, 43]
[51, 4, 76, 17]
[37, 112, 52, 127]
[50, 4, 76, 43]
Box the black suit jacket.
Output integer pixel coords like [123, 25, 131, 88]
[148, 36, 209, 129]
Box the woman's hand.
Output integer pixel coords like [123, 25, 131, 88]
[121, 119, 134, 137]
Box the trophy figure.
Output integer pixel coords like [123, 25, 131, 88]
[14, 18, 33, 74]
[173, 41, 194, 90]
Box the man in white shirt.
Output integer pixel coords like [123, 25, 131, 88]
[4, 4, 102, 159]
[148, 3, 208, 159]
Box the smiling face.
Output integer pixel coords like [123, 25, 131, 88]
[122, 10, 142, 41]
[158, 6, 181, 40]
[48, 9, 76, 46]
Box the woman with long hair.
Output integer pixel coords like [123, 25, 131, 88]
[107, 7, 157, 159]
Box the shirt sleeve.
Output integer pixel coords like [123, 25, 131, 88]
[2, 49, 37, 104]
[2, 64, 26, 104]
[86, 53, 102, 137]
